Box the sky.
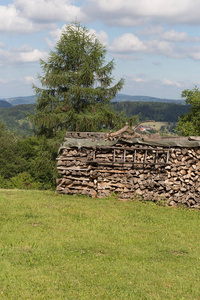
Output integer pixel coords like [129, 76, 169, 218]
[1, 0, 200, 100]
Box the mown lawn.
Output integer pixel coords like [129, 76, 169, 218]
[0, 190, 200, 299]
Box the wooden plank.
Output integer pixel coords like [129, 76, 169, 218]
[109, 125, 129, 137]
[95, 146, 172, 152]
[123, 149, 126, 163]
[57, 166, 90, 171]
[92, 169, 125, 174]
[56, 157, 85, 161]
[64, 176, 90, 181]
[93, 150, 96, 161]
[133, 149, 136, 163]
[144, 149, 147, 163]
[154, 151, 158, 164]
[59, 145, 172, 152]
[166, 150, 170, 163]
[88, 161, 170, 167]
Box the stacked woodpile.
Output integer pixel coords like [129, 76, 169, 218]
[56, 128, 200, 208]
[164, 148, 200, 208]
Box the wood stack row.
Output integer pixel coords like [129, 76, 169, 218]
[164, 148, 200, 208]
[56, 143, 200, 208]
[56, 148, 97, 197]
[56, 129, 200, 208]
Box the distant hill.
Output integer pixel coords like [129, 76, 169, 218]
[0, 100, 13, 108]
[1, 95, 36, 106]
[1, 94, 185, 106]
[112, 94, 185, 104]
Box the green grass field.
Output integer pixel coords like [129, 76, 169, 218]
[0, 190, 200, 299]
[140, 121, 175, 131]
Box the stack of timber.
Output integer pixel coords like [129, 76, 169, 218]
[56, 127, 200, 208]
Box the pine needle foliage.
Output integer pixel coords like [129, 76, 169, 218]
[32, 22, 124, 137]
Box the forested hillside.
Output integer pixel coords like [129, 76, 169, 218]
[0, 104, 36, 135]
[111, 101, 190, 122]
[0, 101, 190, 135]
[112, 94, 184, 104]
[0, 100, 12, 108]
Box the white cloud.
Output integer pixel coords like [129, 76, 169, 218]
[0, 4, 34, 33]
[188, 47, 200, 60]
[141, 27, 200, 43]
[89, 29, 109, 46]
[138, 25, 200, 45]
[133, 77, 145, 83]
[14, 0, 84, 23]
[84, 0, 200, 26]
[0, 0, 87, 34]
[162, 79, 184, 88]
[45, 26, 65, 48]
[161, 30, 189, 42]
[0, 76, 36, 98]
[109, 30, 200, 60]
[112, 53, 142, 60]
[122, 73, 188, 98]
[19, 48, 48, 63]
[49, 27, 63, 42]
[1, 1, 200, 35]
[0, 45, 49, 66]
[0, 76, 35, 86]
[139, 25, 165, 36]
[23, 76, 36, 85]
[109, 33, 146, 53]
[46, 25, 109, 49]
[0, 78, 7, 84]
[123, 73, 148, 85]
[109, 33, 176, 58]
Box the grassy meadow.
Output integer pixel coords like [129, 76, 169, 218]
[0, 189, 200, 299]
[140, 121, 175, 131]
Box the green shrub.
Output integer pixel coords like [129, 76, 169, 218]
[0, 122, 61, 190]
[0, 175, 9, 188]
[9, 172, 41, 189]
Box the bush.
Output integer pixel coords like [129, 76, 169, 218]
[9, 172, 41, 189]
[0, 122, 62, 190]
[0, 172, 41, 189]
[0, 175, 9, 188]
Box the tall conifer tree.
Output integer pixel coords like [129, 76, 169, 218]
[33, 22, 124, 136]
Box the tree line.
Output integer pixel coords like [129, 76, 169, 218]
[0, 100, 190, 136]
[112, 101, 190, 123]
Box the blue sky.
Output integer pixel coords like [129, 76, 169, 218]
[1, 0, 200, 100]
